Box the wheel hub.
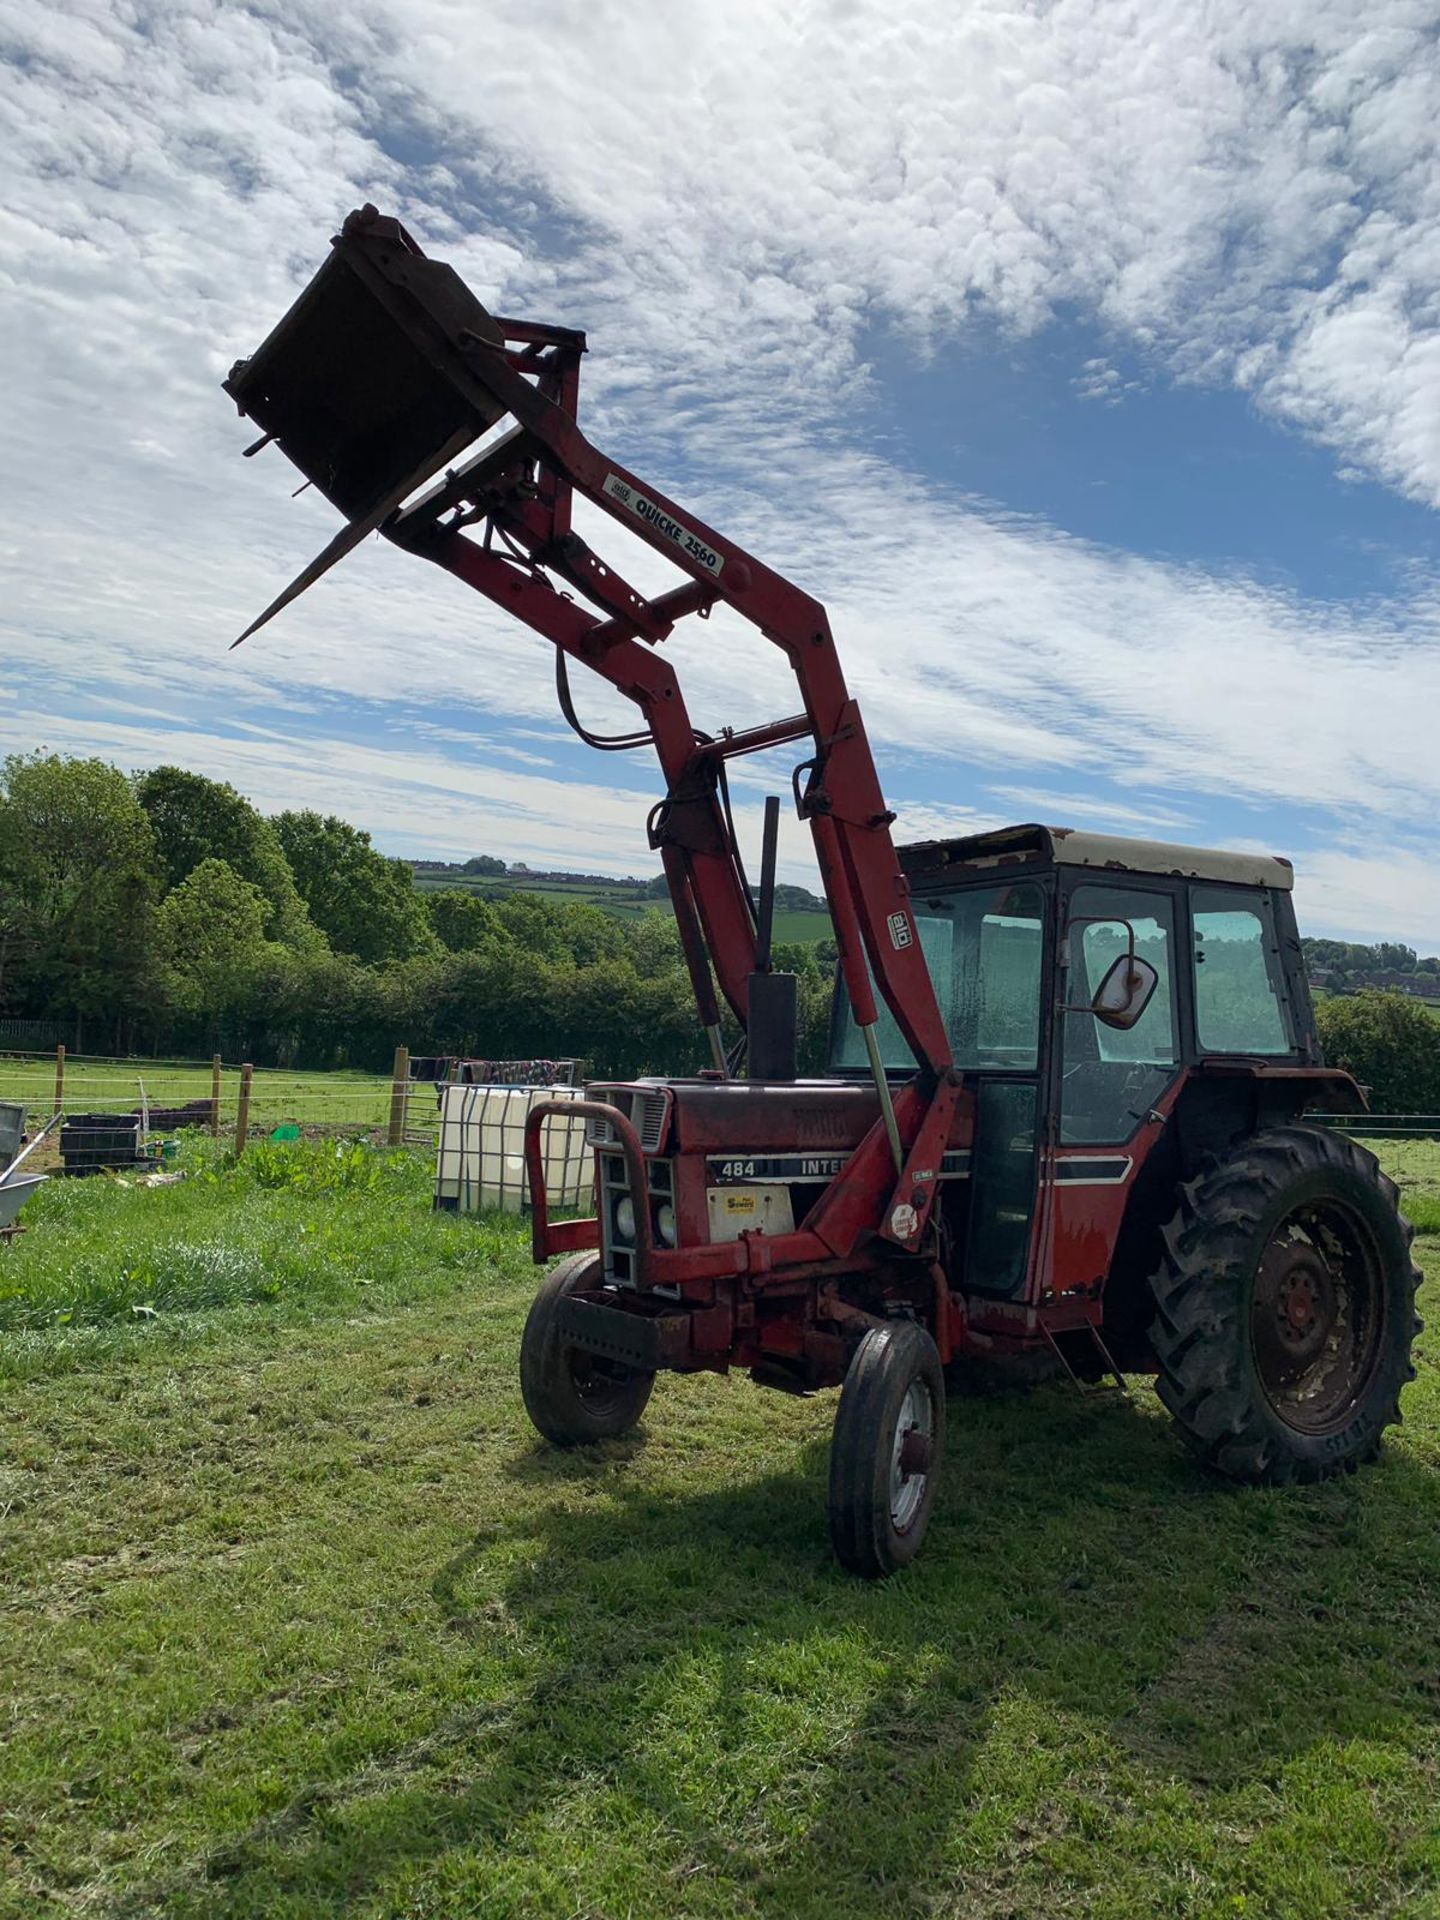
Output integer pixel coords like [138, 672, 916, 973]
[1266, 1242, 1338, 1366]
[1250, 1202, 1384, 1435]
[889, 1379, 935, 1532]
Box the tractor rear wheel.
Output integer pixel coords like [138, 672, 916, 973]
[1150, 1125, 1420, 1484]
[520, 1252, 655, 1446]
[828, 1320, 946, 1578]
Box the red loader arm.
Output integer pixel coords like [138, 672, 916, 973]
[223, 207, 956, 1245]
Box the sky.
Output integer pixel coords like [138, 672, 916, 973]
[4, 1, 1440, 945]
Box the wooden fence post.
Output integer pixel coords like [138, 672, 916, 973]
[388, 1045, 410, 1146]
[235, 1063, 253, 1158]
[53, 1043, 65, 1117]
[211, 1054, 223, 1137]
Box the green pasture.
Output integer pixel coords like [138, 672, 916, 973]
[0, 1058, 412, 1140]
[1, 1138, 1437, 1917]
[409, 872, 653, 913]
[409, 870, 834, 943]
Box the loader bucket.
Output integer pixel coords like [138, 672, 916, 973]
[223, 205, 510, 525]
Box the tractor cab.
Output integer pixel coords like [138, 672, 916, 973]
[831, 823, 1323, 1316]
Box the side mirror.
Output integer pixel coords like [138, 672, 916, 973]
[1091, 954, 1159, 1030]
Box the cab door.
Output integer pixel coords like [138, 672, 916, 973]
[951, 881, 1051, 1299]
[1041, 879, 1183, 1299]
[828, 875, 1052, 1299]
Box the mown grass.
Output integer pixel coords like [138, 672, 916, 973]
[1, 1143, 1438, 1917]
[1363, 1134, 1440, 1236]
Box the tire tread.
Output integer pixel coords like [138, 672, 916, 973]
[1150, 1123, 1420, 1485]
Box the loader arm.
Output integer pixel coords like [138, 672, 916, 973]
[223, 207, 954, 1118]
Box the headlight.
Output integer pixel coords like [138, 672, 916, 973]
[613, 1195, 637, 1244]
[656, 1202, 677, 1247]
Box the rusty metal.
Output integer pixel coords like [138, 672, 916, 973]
[1251, 1204, 1385, 1434]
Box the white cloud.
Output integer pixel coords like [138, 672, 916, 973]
[1295, 842, 1440, 951]
[983, 785, 1197, 834]
[360, 0, 1440, 499]
[2, 1, 1440, 946]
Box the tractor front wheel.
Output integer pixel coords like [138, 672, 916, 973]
[520, 1252, 655, 1446]
[1150, 1125, 1420, 1484]
[828, 1320, 946, 1578]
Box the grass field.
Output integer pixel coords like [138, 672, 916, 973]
[0, 1058, 420, 1143]
[2, 1139, 1438, 1917]
[409, 870, 835, 945]
[411, 872, 659, 922]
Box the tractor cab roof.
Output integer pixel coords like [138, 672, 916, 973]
[899, 823, 1294, 892]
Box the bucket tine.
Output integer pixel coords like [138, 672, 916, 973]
[229, 423, 475, 647]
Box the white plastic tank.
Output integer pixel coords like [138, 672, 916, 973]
[434, 1082, 590, 1214]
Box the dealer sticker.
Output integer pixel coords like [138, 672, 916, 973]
[888, 911, 913, 950]
[603, 473, 724, 577]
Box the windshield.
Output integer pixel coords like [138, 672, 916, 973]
[830, 880, 1046, 1072]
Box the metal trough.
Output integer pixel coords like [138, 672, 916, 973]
[0, 1173, 45, 1231]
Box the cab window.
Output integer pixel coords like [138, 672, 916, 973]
[1192, 887, 1292, 1054]
[1061, 885, 1179, 1144]
[830, 882, 1045, 1072]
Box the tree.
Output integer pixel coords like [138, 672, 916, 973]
[1316, 991, 1440, 1114]
[273, 811, 438, 964]
[0, 752, 160, 1042]
[155, 859, 271, 1039]
[427, 888, 513, 955]
[136, 766, 318, 949]
[627, 910, 685, 977]
[241, 944, 382, 1068]
[462, 855, 507, 877]
[1376, 942, 1419, 975]
[493, 893, 627, 967]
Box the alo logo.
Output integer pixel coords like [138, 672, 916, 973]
[888, 911, 913, 951]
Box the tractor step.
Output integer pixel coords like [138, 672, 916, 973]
[556, 1294, 693, 1372]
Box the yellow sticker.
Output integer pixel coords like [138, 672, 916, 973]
[724, 1194, 758, 1215]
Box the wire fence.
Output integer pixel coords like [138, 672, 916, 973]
[0, 1048, 585, 1174]
[1311, 1113, 1440, 1141]
[0, 1049, 438, 1153]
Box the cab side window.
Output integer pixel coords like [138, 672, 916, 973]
[1061, 886, 1179, 1145]
[1191, 888, 1292, 1055]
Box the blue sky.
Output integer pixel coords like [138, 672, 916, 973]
[4, 2, 1440, 944]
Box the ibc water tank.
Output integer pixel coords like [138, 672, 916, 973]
[433, 1083, 589, 1214]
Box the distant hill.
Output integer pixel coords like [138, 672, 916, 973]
[407, 859, 832, 940]
[1303, 937, 1440, 1000]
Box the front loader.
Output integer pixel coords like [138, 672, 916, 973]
[224, 208, 1420, 1576]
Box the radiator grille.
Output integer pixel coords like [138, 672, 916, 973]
[584, 1085, 671, 1153]
[634, 1090, 669, 1152]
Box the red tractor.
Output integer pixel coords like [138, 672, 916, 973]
[226, 209, 1421, 1576]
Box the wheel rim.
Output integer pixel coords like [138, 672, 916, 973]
[1250, 1197, 1387, 1435]
[566, 1346, 639, 1416]
[889, 1377, 935, 1532]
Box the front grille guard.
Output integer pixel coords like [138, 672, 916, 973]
[525, 1097, 653, 1279]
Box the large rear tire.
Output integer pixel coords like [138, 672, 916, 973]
[828, 1321, 946, 1578]
[520, 1253, 655, 1446]
[1150, 1125, 1420, 1484]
